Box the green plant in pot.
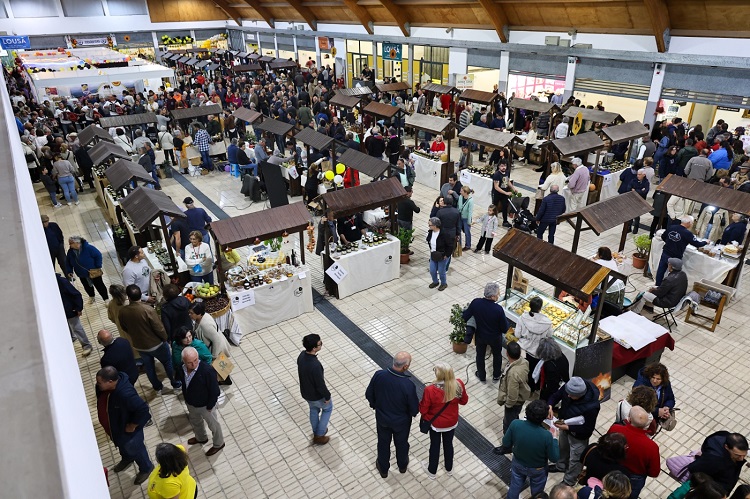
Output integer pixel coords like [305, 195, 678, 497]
[396, 227, 415, 263]
[449, 304, 468, 353]
[632, 233, 651, 269]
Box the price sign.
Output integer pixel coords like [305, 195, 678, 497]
[230, 289, 256, 311]
[325, 262, 349, 283]
[288, 165, 299, 179]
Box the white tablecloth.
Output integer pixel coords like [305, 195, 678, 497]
[226, 272, 313, 333]
[599, 311, 668, 351]
[411, 153, 443, 191]
[598, 171, 619, 201]
[462, 172, 493, 217]
[649, 236, 738, 290]
[329, 236, 400, 299]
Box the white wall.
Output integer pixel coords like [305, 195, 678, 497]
[573, 91, 648, 122]
[714, 108, 750, 131]
[509, 30, 657, 53]
[448, 47, 468, 86]
[669, 36, 750, 57]
[0, 16, 230, 36]
[468, 67, 500, 92]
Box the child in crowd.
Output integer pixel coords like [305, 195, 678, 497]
[474, 204, 498, 254]
[40, 167, 62, 208]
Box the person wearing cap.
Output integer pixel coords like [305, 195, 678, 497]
[183, 198, 212, 243]
[731, 162, 749, 188]
[547, 376, 601, 485]
[720, 213, 747, 245]
[566, 157, 590, 212]
[655, 215, 707, 285]
[631, 258, 688, 315]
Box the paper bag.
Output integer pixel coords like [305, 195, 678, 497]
[212, 353, 234, 380]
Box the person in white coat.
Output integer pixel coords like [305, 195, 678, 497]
[513, 296, 553, 392]
[158, 125, 175, 166]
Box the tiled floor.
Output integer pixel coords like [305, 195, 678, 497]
[38, 145, 750, 498]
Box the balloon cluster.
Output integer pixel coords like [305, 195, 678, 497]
[161, 35, 193, 45]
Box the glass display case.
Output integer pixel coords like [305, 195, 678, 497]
[501, 288, 594, 349]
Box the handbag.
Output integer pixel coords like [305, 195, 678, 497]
[88, 268, 103, 279]
[453, 243, 462, 258]
[659, 408, 677, 431]
[666, 450, 700, 483]
[535, 188, 545, 200]
[419, 401, 451, 434]
[430, 251, 444, 262]
[576, 444, 598, 484]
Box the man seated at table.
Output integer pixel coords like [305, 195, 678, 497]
[337, 213, 366, 244]
[457, 145, 473, 170]
[237, 141, 255, 177]
[631, 258, 688, 315]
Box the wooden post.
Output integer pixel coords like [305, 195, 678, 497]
[505, 264, 514, 298]
[158, 213, 179, 279]
[299, 230, 306, 265]
[619, 221, 629, 253]
[731, 230, 750, 288]
[571, 215, 583, 253]
[588, 286, 606, 345]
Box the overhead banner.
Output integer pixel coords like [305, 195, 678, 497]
[455, 73, 474, 90]
[0, 36, 30, 50]
[382, 42, 402, 61]
[66, 35, 116, 48]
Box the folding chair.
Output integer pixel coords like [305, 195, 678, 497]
[652, 295, 695, 333]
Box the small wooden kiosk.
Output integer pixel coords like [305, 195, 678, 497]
[336, 147, 391, 180]
[78, 124, 114, 147]
[99, 113, 158, 142]
[404, 113, 456, 190]
[362, 101, 406, 138]
[562, 107, 624, 135]
[420, 82, 459, 119]
[547, 132, 608, 204]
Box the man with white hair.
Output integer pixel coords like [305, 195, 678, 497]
[132, 129, 153, 151]
[566, 157, 590, 212]
[655, 215, 707, 285]
[607, 406, 660, 498]
[365, 351, 419, 478]
[462, 282, 509, 383]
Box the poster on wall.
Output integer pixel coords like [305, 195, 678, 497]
[66, 35, 116, 49]
[573, 338, 613, 402]
[44, 87, 58, 96]
[318, 37, 332, 50]
[80, 84, 90, 97]
[68, 81, 136, 99]
[382, 43, 402, 61]
[456, 74, 474, 90]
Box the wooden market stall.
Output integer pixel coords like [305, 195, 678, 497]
[78, 124, 114, 147]
[404, 113, 456, 191]
[232, 63, 263, 73]
[171, 104, 226, 163]
[547, 131, 609, 205]
[232, 107, 263, 139]
[339, 86, 375, 98]
[99, 113, 159, 144]
[459, 89, 498, 113]
[208, 202, 313, 334]
[100, 158, 155, 225]
[420, 82, 459, 119]
[290, 127, 335, 195]
[89, 140, 129, 167]
[362, 101, 405, 137]
[329, 91, 365, 129]
[376, 81, 410, 96]
[319, 177, 408, 299]
[558, 190, 653, 254]
[269, 59, 298, 76]
[118, 186, 188, 277]
[562, 107, 625, 134]
[655, 174, 750, 289]
[336, 147, 391, 180]
[600, 120, 650, 165]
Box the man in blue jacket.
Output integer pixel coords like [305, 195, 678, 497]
[98, 329, 138, 386]
[655, 215, 708, 285]
[628, 169, 650, 234]
[365, 351, 419, 478]
[56, 273, 93, 357]
[42, 215, 67, 274]
[95, 366, 153, 485]
[536, 185, 567, 244]
[463, 282, 509, 383]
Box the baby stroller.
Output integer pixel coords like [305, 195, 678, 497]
[508, 196, 538, 234]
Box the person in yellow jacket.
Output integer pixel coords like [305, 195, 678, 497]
[147, 443, 197, 499]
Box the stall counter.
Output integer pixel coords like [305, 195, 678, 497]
[326, 235, 400, 299]
[410, 153, 445, 191]
[461, 171, 493, 216]
[649, 236, 738, 290]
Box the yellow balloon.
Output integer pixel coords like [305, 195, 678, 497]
[335, 163, 345, 175]
[324, 170, 335, 181]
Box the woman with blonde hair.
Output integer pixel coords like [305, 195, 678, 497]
[577, 470, 632, 499]
[418, 363, 469, 479]
[539, 162, 567, 197]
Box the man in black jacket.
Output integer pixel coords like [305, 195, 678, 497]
[95, 366, 153, 484]
[297, 334, 332, 445]
[176, 347, 224, 456]
[632, 258, 688, 314]
[365, 351, 419, 478]
[43, 215, 68, 274]
[98, 329, 138, 386]
[688, 431, 748, 494]
[547, 377, 601, 485]
[536, 185, 566, 244]
[462, 282, 509, 383]
[396, 186, 420, 230]
[56, 273, 93, 356]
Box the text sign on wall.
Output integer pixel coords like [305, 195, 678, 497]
[0, 36, 30, 50]
[382, 43, 402, 61]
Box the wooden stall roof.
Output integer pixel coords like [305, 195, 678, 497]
[459, 89, 498, 105]
[493, 229, 610, 300]
[237, 52, 249, 58]
[119, 187, 186, 231]
[78, 125, 114, 146]
[600, 121, 649, 144]
[329, 92, 362, 109]
[170, 104, 222, 121]
[247, 53, 259, 59]
[258, 55, 274, 63]
[557, 190, 653, 235]
[164, 53, 179, 60]
[563, 107, 624, 124]
[190, 48, 210, 53]
[657, 174, 750, 217]
[229, 50, 239, 56]
[104, 159, 155, 190]
[195, 60, 211, 69]
[339, 87, 374, 97]
[405, 113, 454, 135]
[255, 118, 294, 136]
[294, 127, 334, 151]
[206, 63, 220, 71]
[215, 49, 226, 55]
[550, 132, 606, 157]
[270, 59, 297, 69]
[99, 112, 158, 128]
[321, 176, 407, 218]
[507, 98, 559, 114]
[211, 202, 310, 247]
[337, 148, 390, 178]
[162, 52, 173, 59]
[88, 141, 129, 165]
[376, 82, 410, 93]
[458, 125, 521, 150]
[363, 101, 402, 119]
[232, 107, 262, 124]
[185, 58, 199, 66]
[422, 82, 457, 94]
[177, 56, 190, 64]
[233, 63, 262, 72]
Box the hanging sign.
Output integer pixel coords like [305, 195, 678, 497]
[572, 111, 584, 135]
[0, 36, 30, 50]
[382, 42, 402, 61]
[455, 74, 474, 90]
[66, 35, 116, 49]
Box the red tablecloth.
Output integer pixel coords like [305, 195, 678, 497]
[612, 333, 675, 369]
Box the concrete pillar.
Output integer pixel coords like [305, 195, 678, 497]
[273, 33, 279, 58]
[563, 56, 577, 101]
[448, 47, 468, 87]
[315, 38, 321, 68]
[498, 51, 510, 95]
[373, 42, 378, 80]
[407, 44, 414, 90]
[257, 32, 262, 54]
[293, 35, 298, 62]
[643, 63, 666, 128]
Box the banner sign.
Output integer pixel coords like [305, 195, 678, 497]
[0, 36, 30, 50]
[318, 37, 332, 50]
[455, 73, 474, 90]
[66, 35, 116, 48]
[382, 42, 402, 61]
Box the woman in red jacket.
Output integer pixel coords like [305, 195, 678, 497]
[419, 363, 469, 479]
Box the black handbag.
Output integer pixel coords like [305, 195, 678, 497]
[419, 401, 451, 434]
[430, 251, 444, 262]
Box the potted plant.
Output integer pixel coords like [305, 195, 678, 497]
[632, 233, 651, 269]
[396, 227, 415, 264]
[449, 304, 468, 354]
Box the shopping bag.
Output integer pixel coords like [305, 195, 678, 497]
[212, 353, 234, 380]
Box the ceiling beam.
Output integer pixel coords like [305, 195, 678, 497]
[240, 0, 275, 27]
[643, 0, 670, 53]
[341, 0, 374, 34]
[378, 0, 410, 37]
[285, 0, 319, 30]
[476, 0, 509, 43]
[213, 0, 244, 25]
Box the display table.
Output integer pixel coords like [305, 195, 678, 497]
[411, 153, 448, 191]
[144, 245, 188, 274]
[184, 282, 244, 345]
[226, 271, 313, 333]
[327, 235, 400, 299]
[462, 172, 493, 216]
[596, 171, 619, 201]
[649, 236, 738, 290]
